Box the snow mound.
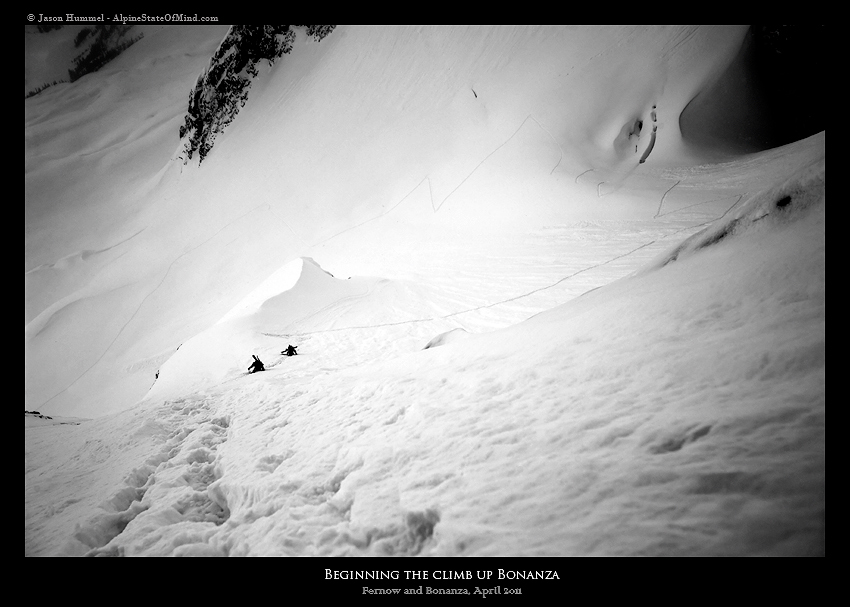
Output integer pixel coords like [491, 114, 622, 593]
[216, 257, 314, 323]
[423, 328, 470, 350]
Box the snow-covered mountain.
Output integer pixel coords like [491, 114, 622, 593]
[25, 25, 824, 557]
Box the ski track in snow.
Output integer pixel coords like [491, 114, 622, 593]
[289, 228, 691, 337]
[267, 209, 734, 340]
[313, 113, 564, 246]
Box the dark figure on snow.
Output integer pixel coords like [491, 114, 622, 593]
[248, 355, 265, 373]
[283, 344, 298, 356]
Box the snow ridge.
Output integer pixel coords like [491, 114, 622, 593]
[652, 153, 825, 269]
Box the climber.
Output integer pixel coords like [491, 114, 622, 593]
[283, 344, 298, 356]
[248, 355, 265, 373]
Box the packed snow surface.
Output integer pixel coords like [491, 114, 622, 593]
[25, 25, 824, 556]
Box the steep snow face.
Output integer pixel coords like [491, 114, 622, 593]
[26, 26, 760, 418]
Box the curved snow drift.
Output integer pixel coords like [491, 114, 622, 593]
[148, 257, 450, 401]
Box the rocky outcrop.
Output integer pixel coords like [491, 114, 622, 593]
[25, 410, 52, 420]
[178, 25, 335, 164]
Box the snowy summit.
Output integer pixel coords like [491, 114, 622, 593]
[25, 24, 824, 557]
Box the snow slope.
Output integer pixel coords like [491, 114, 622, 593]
[26, 25, 752, 419]
[25, 25, 824, 557]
